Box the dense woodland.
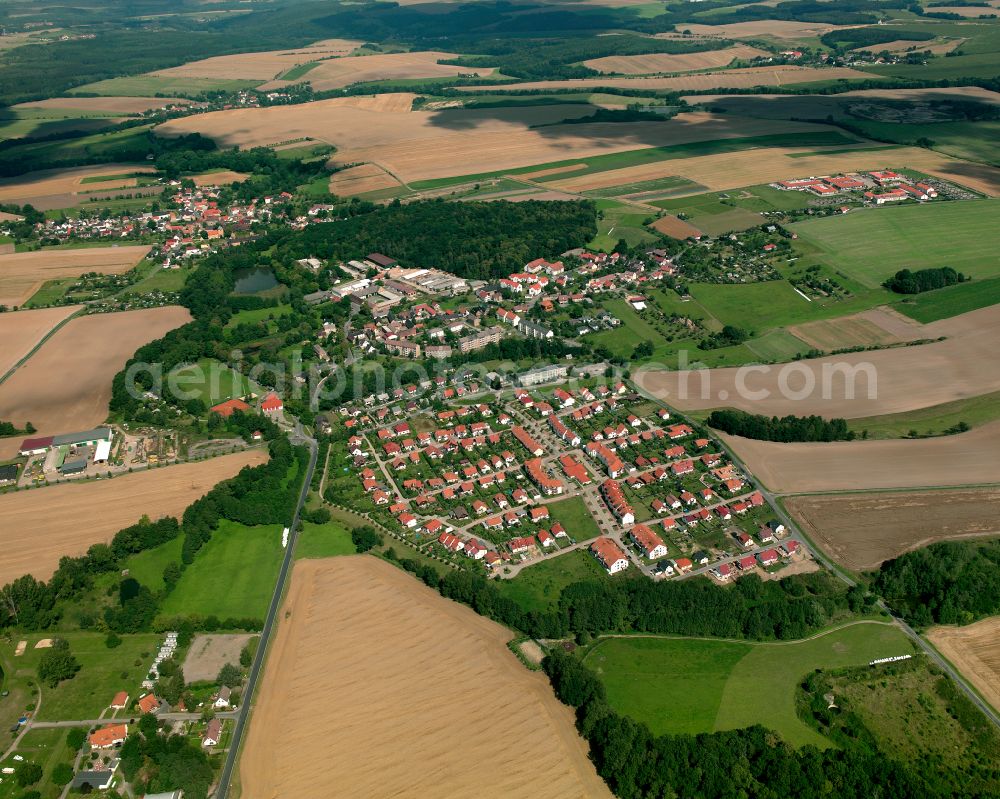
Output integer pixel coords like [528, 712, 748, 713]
[884, 266, 967, 294]
[872, 540, 1000, 627]
[707, 409, 855, 442]
[542, 649, 973, 799]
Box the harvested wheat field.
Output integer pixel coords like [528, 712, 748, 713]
[192, 170, 249, 187]
[721, 421, 1000, 493]
[260, 51, 495, 92]
[584, 45, 771, 75]
[457, 66, 870, 93]
[550, 143, 1000, 196]
[679, 21, 857, 40]
[786, 488, 1000, 571]
[329, 162, 402, 196]
[0, 164, 158, 210]
[923, 5, 1000, 16]
[151, 38, 361, 81]
[636, 304, 1000, 419]
[0, 306, 191, 449]
[159, 102, 830, 184]
[15, 96, 191, 115]
[651, 214, 704, 239]
[0, 306, 81, 377]
[0, 245, 151, 308]
[928, 618, 1000, 714]
[789, 307, 924, 351]
[241, 557, 610, 799]
[0, 449, 267, 586]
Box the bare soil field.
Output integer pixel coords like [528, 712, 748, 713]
[328, 162, 402, 196]
[456, 66, 871, 92]
[651, 214, 704, 239]
[722, 420, 1000, 493]
[786, 488, 1000, 571]
[15, 96, 192, 114]
[151, 39, 361, 81]
[0, 306, 82, 377]
[928, 618, 1000, 714]
[182, 633, 255, 683]
[0, 306, 191, 445]
[260, 51, 496, 92]
[0, 245, 150, 308]
[0, 164, 158, 210]
[192, 170, 249, 186]
[583, 45, 771, 75]
[550, 143, 1000, 196]
[159, 103, 828, 185]
[789, 307, 924, 351]
[240, 557, 610, 798]
[0, 449, 267, 586]
[678, 21, 858, 39]
[636, 304, 1000, 420]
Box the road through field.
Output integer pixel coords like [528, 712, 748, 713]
[238, 556, 610, 798]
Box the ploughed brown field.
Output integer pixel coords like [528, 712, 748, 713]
[240, 557, 610, 798]
[582, 45, 771, 75]
[0, 164, 158, 211]
[651, 214, 704, 239]
[0, 306, 81, 377]
[192, 170, 249, 187]
[150, 38, 361, 80]
[0, 245, 150, 308]
[721, 420, 1000, 493]
[785, 488, 1000, 571]
[927, 618, 1000, 714]
[328, 162, 402, 195]
[157, 101, 827, 185]
[636, 304, 1000, 419]
[0, 449, 268, 586]
[548, 144, 1000, 197]
[454, 66, 871, 92]
[15, 96, 191, 115]
[0, 306, 191, 458]
[788, 307, 924, 352]
[260, 51, 496, 92]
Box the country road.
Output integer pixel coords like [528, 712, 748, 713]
[632, 380, 1000, 732]
[214, 425, 318, 799]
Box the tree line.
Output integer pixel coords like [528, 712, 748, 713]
[707, 409, 855, 442]
[883, 266, 966, 295]
[872, 539, 1000, 628]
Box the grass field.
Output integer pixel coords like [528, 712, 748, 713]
[847, 389, 1000, 439]
[591, 297, 668, 357]
[585, 622, 914, 746]
[893, 275, 1000, 322]
[654, 183, 815, 219]
[71, 75, 258, 97]
[0, 727, 74, 799]
[0, 632, 161, 722]
[689, 280, 822, 331]
[168, 357, 259, 405]
[496, 549, 607, 613]
[547, 495, 603, 541]
[791, 201, 1000, 288]
[157, 520, 283, 621]
[589, 200, 657, 250]
[745, 329, 812, 361]
[124, 536, 183, 591]
[295, 519, 355, 559]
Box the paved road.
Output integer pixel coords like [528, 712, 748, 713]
[30, 711, 239, 728]
[632, 379, 1000, 731]
[214, 427, 318, 799]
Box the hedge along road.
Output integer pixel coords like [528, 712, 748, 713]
[630, 378, 1000, 733]
[215, 423, 318, 799]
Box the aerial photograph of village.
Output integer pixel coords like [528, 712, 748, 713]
[0, 0, 998, 796]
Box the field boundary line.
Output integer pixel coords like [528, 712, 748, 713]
[776, 481, 1000, 498]
[0, 307, 85, 387]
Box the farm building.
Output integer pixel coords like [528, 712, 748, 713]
[18, 426, 112, 456]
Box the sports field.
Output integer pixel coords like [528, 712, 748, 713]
[584, 622, 913, 746]
[167, 357, 260, 405]
[157, 520, 283, 621]
[790, 201, 1000, 287]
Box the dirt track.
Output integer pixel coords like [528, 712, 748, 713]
[240, 557, 610, 798]
[0, 306, 191, 449]
[786, 488, 1000, 570]
[636, 304, 1000, 419]
[722, 421, 1000, 493]
[928, 618, 1000, 714]
[0, 306, 81, 377]
[0, 449, 268, 586]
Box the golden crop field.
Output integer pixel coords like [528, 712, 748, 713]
[151, 38, 361, 80]
[0, 164, 158, 211]
[583, 45, 771, 75]
[328, 162, 402, 195]
[928, 617, 1000, 714]
[0, 306, 82, 377]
